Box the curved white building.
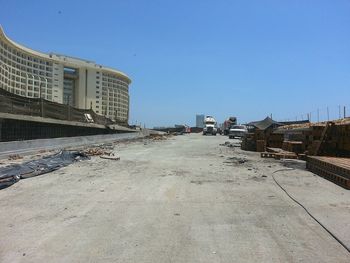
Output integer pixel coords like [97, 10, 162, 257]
[0, 26, 131, 123]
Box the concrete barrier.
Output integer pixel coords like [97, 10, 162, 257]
[0, 130, 150, 159]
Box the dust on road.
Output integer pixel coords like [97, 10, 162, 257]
[0, 134, 349, 262]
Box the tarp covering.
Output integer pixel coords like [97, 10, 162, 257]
[0, 151, 89, 189]
[248, 117, 284, 131]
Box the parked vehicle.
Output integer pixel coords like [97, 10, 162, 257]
[175, 124, 191, 134]
[203, 116, 217, 135]
[217, 127, 222, 135]
[223, 117, 237, 135]
[228, 125, 248, 139]
[185, 125, 191, 133]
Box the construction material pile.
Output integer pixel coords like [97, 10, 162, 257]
[84, 148, 109, 156]
[241, 117, 350, 189]
[8, 154, 23, 161]
[278, 118, 350, 130]
[242, 118, 350, 159]
[83, 145, 120, 160]
[241, 133, 256, 151]
[307, 156, 350, 189]
[280, 121, 350, 156]
[149, 134, 170, 141]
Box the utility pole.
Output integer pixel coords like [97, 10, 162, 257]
[344, 106, 347, 118]
[317, 108, 319, 122]
[327, 107, 329, 121]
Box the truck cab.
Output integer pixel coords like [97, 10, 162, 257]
[203, 116, 217, 136]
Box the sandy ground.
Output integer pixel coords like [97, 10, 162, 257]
[0, 133, 349, 262]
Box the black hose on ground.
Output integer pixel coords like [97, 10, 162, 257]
[272, 168, 350, 254]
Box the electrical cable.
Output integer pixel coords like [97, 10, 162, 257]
[272, 168, 350, 253]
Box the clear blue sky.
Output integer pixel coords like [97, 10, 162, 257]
[1, 0, 350, 127]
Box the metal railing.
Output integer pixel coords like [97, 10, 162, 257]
[0, 88, 116, 126]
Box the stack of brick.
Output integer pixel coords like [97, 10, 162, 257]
[256, 140, 266, 152]
[307, 156, 350, 189]
[241, 133, 256, 151]
[282, 141, 304, 154]
[337, 124, 350, 153]
[274, 119, 350, 157]
[267, 133, 284, 148]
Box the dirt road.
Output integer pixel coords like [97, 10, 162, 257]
[0, 134, 349, 262]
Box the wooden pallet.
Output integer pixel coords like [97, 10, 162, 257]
[307, 156, 350, 189]
[274, 152, 298, 160]
[264, 148, 298, 159]
[260, 152, 275, 158]
[266, 147, 284, 153]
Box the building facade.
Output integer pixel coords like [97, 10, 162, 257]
[196, 114, 205, 128]
[0, 26, 131, 123]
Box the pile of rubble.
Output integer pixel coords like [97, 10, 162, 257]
[149, 134, 170, 141]
[220, 141, 235, 148]
[83, 146, 120, 161]
[84, 148, 109, 156]
[8, 154, 23, 161]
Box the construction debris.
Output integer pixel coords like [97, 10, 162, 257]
[84, 148, 110, 156]
[149, 134, 170, 140]
[100, 154, 120, 161]
[8, 154, 23, 161]
[220, 141, 235, 147]
[99, 151, 120, 161]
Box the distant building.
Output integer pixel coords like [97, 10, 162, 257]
[0, 26, 131, 123]
[196, 114, 205, 128]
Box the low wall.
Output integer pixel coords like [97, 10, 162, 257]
[0, 131, 147, 159]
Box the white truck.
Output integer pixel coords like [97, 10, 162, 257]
[228, 125, 248, 139]
[203, 115, 217, 136]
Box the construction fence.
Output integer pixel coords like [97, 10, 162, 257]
[0, 88, 117, 126]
